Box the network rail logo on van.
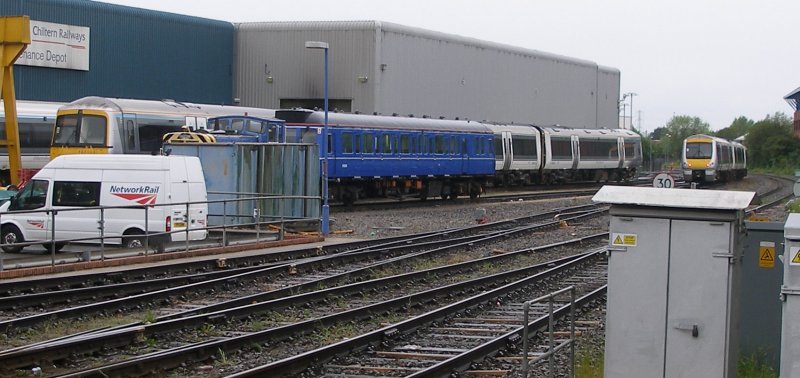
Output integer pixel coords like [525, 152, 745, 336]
[109, 185, 160, 205]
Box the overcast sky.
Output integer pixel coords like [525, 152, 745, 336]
[102, 0, 799, 132]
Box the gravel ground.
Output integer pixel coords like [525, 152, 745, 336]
[332, 197, 594, 239]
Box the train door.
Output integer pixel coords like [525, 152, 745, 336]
[500, 131, 513, 170]
[122, 113, 138, 154]
[571, 135, 580, 169]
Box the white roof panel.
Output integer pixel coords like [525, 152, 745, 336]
[592, 186, 755, 211]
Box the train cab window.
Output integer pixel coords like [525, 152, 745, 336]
[342, 132, 354, 154]
[400, 134, 410, 154]
[624, 139, 640, 160]
[550, 138, 572, 161]
[54, 113, 107, 146]
[685, 142, 712, 159]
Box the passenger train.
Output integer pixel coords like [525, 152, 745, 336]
[51, 97, 276, 159]
[277, 109, 642, 204]
[0, 100, 64, 184]
[682, 134, 747, 183]
[50, 97, 642, 204]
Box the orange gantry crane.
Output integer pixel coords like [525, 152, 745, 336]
[0, 16, 30, 186]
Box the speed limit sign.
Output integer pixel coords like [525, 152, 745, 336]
[653, 173, 675, 188]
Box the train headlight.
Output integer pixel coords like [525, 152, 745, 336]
[706, 161, 715, 168]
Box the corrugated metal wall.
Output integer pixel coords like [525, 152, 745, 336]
[234, 21, 620, 129]
[598, 66, 621, 128]
[377, 22, 601, 127]
[234, 22, 376, 112]
[0, 0, 233, 104]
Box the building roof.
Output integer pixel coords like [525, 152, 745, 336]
[785, 86, 800, 111]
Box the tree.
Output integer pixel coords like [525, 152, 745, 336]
[745, 112, 799, 170]
[716, 116, 754, 141]
[660, 115, 713, 162]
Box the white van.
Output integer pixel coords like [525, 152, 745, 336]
[0, 155, 208, 253]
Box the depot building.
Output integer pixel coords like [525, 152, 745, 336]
[1, 0, 620, 129]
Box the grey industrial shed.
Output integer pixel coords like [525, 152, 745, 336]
[0, 0, 234, 105]
[234, 21, 619, 129]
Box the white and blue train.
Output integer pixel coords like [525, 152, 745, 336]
[277, 109, 642, 204]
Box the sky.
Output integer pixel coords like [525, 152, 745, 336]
[101, 0, 800, 132]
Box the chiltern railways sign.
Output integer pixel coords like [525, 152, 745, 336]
[16, 20, 90, 71]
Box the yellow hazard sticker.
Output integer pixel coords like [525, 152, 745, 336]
[611, 233, 637, 247]
[759, 241, 775, 269]
[789, 247, 800, 265]
[791, 247, 800, 266]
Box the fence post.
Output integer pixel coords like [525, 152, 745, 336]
[522, 300, 531, 377]
[143, 205, 149, 255]
[96, 207, 104, 262]
[222, 199, 228, 246]
[185, 202, 190, 252]
[49, 210, 56, 267]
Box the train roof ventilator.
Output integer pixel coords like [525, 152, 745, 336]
[593, 186, 754, 377]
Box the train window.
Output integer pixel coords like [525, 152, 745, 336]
[434, 135, 444, 154]
[342, 132, 354, 154]
[550, 138, 572, 160]
[494, 135, 503, 160]
[53, 181, 101, 207]
[461, 137, 467, 155]
[400, 134, 410, 154]
[382, 134, 391, 154]
[623, 139, 639, 160]
[512, 136, 537, 160]
[364, 133, 375, 153]
[355, 134, 362, 153]
[685, 142, 712, 159]
[580, 139, 618, 160]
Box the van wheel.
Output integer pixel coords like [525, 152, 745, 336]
[123, 231, 145, 249]
[1, 225, 24, 253]
[42, 242, 67, 253]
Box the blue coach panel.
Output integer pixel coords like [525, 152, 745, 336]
[0, 0, 233, 104]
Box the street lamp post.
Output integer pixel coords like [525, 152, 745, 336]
[305, 41, 330, 236]
[624, 92, 637, 130]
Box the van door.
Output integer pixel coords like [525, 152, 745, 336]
[7, 179, 51, 242]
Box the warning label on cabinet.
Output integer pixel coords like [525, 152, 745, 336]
[611, 233, 637, 247]
[759, 242, 775, 269]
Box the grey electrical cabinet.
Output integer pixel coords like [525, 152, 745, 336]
[782, 214, 800, 376]
[593, 186, 754, 378]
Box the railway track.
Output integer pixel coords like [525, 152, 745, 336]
[229, 247, 608, 377]
[0, 209, 608, 376]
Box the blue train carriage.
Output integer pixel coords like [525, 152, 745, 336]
[540, 127, 642, 183]
[276, 109, 495, 204]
